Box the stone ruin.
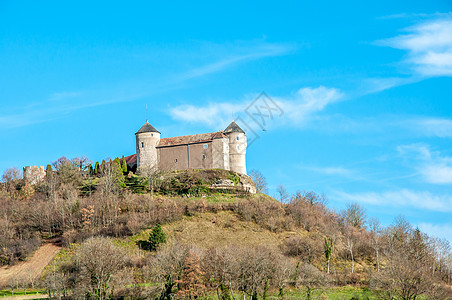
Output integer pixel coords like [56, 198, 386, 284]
[23, 166, 46, 185]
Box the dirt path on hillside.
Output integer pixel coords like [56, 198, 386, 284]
[0, 243, 61, 287]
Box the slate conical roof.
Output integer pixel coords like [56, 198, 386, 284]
[224, 121, 245, 134]
[135, 121, 160, 134]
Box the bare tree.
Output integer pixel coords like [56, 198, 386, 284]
[297, 263, 329, 300]
[369, 217, 382, 272]
[341, 202, 367, 229]
[1, 167, 22, 197]
[203, 246, 239, 300]
[1, 167, 22, 183]
[249, 170, 267, 194]
[73, 156, 92, 171]
[373, 224, 443, 300]
[75, 237, 127, 300]
[276, 184, 289, 205]
[146, 243, 191, 299]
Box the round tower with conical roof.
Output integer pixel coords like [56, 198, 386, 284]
[135, 120, 160, 171]
[224, 121, 247, 174]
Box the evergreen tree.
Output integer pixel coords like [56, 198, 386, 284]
[114, 157, 121, 170]
[94, 161, 99, 174]
[45, 164, 53, 176]
[138, 224, 166, 251]
[113, 157, 126, 188]
[121, 155, 127, 173]
[100, 160, 106, 173]
[88, 164, 93, 175]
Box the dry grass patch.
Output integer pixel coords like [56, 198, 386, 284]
[135, 211, 283, 248]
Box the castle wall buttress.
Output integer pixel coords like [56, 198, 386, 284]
[212, 137, 230, 170]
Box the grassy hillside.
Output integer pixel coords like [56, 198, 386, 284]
[1, 161, 451, 299]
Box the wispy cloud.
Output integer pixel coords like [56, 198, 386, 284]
[397, 143, 452, 184]
[169, 86, 343, 129]
[409, 117, 452, 138]
[178, 44, 293, 81]
[377, 17, 452, 76]
[0, 91, 146, 129]
[0, 42, 294, 130]
[302, 165, 356, 177]
[418, 222, 452, 243]
[378, 12, 452, 20]
[332, 189, 452, 212]
[170, 102, 240, 127]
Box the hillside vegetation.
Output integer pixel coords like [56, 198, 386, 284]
[0, 157, 451, 299]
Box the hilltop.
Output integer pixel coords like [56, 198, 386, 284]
[0, 159, 451, 299]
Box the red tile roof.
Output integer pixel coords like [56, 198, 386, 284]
[157, 131, 226, 147]
[124, 154, 137, 164]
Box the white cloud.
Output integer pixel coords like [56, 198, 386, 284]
[170, 102, 240, 127]
[276, 86, 343, 124]
[422, 165, 452, 184]
[397, 144, 452, 184]
[412, 118, 452, 137]
[169, 86, 343, 129]
[377, 18, 452, 76]
[333, 189, 452, 212]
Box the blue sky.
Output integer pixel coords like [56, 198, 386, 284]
[1, 1, 451, 242]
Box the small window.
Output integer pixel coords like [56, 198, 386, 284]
[175, 159, 178, 163]
[141, 142, 144, 148]
[151, 133, 153, 137]
[203, 144, 208, 149]
[237, 145, 240, 151]
[202, 154, 206, 160]
[236, 136, 239, 141]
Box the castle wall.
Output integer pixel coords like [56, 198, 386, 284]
[212, 137, 230, 170]
[158, 145, 189, 171]
[188, 142, 213, 170]
[158, 142, 213, 171]
[23, 166, 46, 184]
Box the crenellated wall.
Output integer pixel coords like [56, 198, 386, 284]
[23, 166, 46, 185]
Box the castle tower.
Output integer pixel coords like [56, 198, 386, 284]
[135, 120, 161, 171]
[224, 121, 247, 174]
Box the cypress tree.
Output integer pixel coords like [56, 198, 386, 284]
[94, 161, 99, 174]
[45, 164, 53, 176]
[114, 157, 121, 170]
[88, 164, 93, 175]
[121, 155, 128, 173]
[100, 160, 106, 173]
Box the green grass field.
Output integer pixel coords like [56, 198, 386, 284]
[0, 289, 45, 298]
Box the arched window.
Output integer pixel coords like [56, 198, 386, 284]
[236, 136, 239, 141]
[141, 142, 144, 148]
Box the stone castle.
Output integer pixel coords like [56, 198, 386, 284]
[23, 120, 248, 183]
[125, 120, 247, 174]
[23, 166, 46, 185]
